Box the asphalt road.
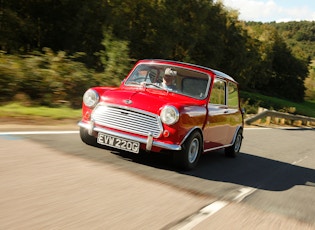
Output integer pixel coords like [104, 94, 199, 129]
[0, 126, 314, 229]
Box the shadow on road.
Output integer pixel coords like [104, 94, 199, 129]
[25, 133, 315, 192]
[113, 148, 315, 192]
[186, 151, 315, 191]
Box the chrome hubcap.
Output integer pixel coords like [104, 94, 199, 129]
[188, 138, 199, 163]
[234, 134, 242, 152]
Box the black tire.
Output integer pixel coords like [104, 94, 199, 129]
[173, 131, 202, 170]
[80, 127, 97, 146]
[225, 129, 243, 158]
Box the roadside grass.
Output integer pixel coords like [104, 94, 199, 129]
[298, 100, 315, 117]
[240, 91, 315, 118]
[0, 102, 82, 120]
[0, 91, 314, 121]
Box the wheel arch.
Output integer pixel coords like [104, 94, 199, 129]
[180, 127, 204, 152]
[231, 126, 243, 145]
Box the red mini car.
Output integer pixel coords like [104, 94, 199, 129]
[79, 59, 244, 170]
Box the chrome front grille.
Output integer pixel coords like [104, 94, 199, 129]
[91, 104, 162, 138]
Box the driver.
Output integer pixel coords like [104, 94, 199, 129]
[162, 68, 177, 90]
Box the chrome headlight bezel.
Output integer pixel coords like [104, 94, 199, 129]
[160, 105, 179, 125]
[83, 89, 99, 108]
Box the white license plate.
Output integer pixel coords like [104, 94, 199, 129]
[97, 132, 140, 153]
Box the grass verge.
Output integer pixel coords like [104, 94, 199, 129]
[0, 102, 82, 120]
[240, 91, 315, 118]
[1, 92, 314, 123]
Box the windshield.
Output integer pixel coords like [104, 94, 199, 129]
[125, 64, 210, 99]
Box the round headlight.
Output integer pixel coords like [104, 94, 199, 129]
[160, 105, 179, 125]
[83, 89, 99, 108]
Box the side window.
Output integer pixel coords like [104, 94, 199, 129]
[228, 82, 239, 108]
[182, 78, 208, 98]
[210, 79, 226, 105]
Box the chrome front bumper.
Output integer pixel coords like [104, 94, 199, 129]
[78, 121, 181, 151]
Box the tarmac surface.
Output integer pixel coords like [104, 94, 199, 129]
[0, 122, 314, 229]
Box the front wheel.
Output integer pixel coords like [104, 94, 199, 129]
[225, 129, 243, 157]
[173, 131, 202, 170]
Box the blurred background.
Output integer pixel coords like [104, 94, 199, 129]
[0, 0, 314, 115]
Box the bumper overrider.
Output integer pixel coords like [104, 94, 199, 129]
[78, 121, 182, 151]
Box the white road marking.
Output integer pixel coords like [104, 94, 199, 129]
[305, 181, 315, 187]
[175, 201, 228, 230]
[244, 127, 272, 130]
[292, 156, 309, 165]
[0, 126, 310, 136]
[233, 187, 257, 202]
[172, 186, 257, 229]
[0, 131, 79, 135]
[175, 148, 312, 229]
[0, 127, 268, 136]
[245, 127, 314, 130]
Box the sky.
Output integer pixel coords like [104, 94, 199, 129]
[220, 0, 315, 22]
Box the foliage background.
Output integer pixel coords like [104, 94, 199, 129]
[0, 0, 314, 108]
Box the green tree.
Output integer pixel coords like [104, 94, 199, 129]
[1, 0, 312, 103]
[0, 0, 109, 66]
[97, 30, 132, 86]
[0, 52, 23, 102]
[245, 23, 309, 101]
[216, 11, 263, 89]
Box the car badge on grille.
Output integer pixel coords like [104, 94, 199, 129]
[123, 99, 132, 104]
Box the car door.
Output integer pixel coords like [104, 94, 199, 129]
[203, 78, 229, 150]
[224, 81, 243, 144]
